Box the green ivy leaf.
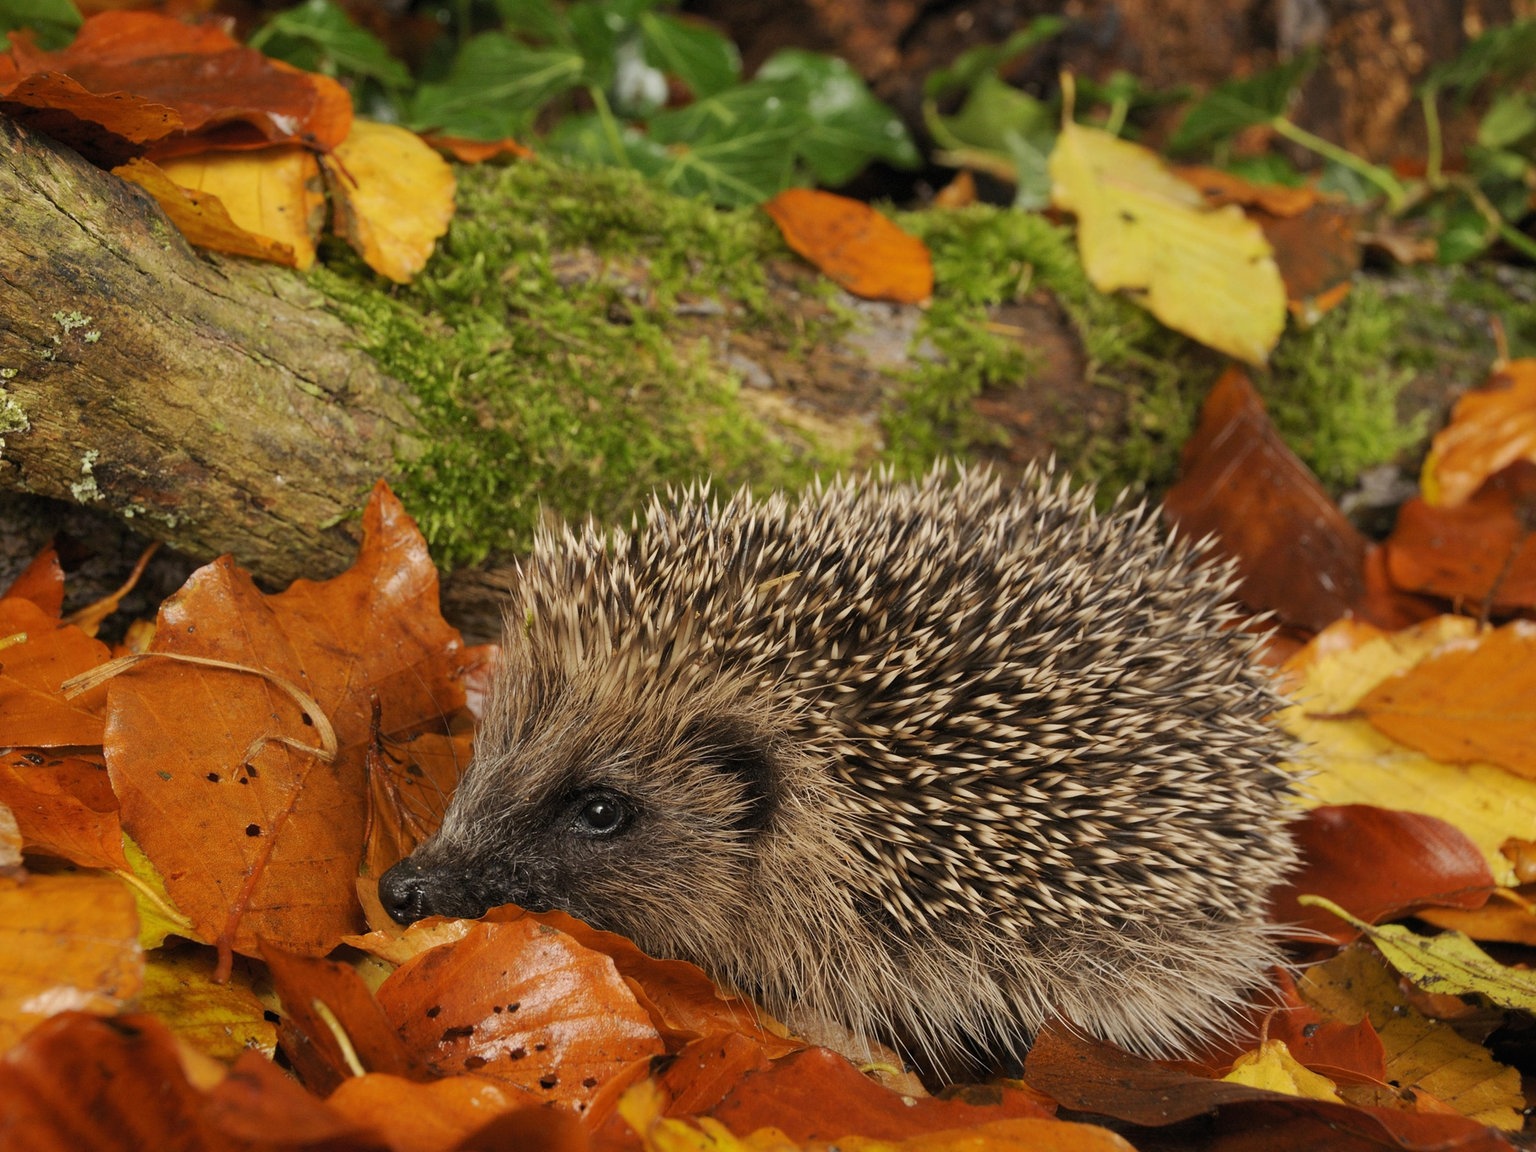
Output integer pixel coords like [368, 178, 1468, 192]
[923, 16, 1065, 101]
[1478, 91, 1536, 151]
[408, 32, 584, 138]
[647, 80, 805, 204]
[757, 48, 918, 184]
[928, 72, 1055, 208]
[638, 11, 739, 98]
[1422, 20, 1536, 96]
[0, 0, 81, 51]
[1170, 51, 1318, 153]
[249, 0, 410, 88]
[545, 111, 671, 175]
[493, 0, 569, 45]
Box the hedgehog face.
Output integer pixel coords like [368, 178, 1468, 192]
[378, 668, 787, 960]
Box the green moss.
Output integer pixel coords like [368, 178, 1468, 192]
[1264, 281, 1423, 488]
[313, 161, 823, 567]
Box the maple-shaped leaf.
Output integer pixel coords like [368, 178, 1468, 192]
[102, 483, 470, 960]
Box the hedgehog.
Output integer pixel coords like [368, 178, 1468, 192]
[378, 462, 1299, 1071]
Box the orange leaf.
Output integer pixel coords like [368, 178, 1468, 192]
[0, 11, 351, 165]
[325, 120, 455, 284]
[113, 156, 299, 265]
[763, 189, 932, 303]
[1358, 621, 1536, 777]
[101, 483, 470, 960]
[327, 1074, 556, 1152]
[375, 915, 665, 1114]
[1423, 361, 1536, 507]
[1385, 461, 1536, 611]
[422, 133, 534, 164]
[0, 750, 127, 870]
[3, 545, 65, 617]
[0, 598, 111, 747]
[0, 872, 142, 1049]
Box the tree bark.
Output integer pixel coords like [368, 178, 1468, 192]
[0, 115, 423, 586]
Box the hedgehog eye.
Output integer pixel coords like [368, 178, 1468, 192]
[571, 790, 633, 838]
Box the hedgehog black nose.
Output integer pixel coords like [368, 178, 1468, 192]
[378, 857, 435, 925]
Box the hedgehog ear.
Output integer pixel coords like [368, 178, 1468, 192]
[683, 716, 776, 832]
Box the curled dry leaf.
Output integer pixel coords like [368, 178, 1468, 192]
[763, 189, 933, 304]
[327, 120, 457, 284]
[0, 872, 142, 1050]
[374, 915, 665, 1115]
[101, 482, 470, 962]
[1422, 361, 1536, 507]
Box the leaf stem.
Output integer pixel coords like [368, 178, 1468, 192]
[588, 84, 629, 164]
[1270, 116, 1408, 211]
[1421, 90, 1444, 188]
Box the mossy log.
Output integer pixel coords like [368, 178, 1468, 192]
[0, 115, 424, 586]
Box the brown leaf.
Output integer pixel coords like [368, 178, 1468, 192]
[0, 749, 126, 869]
[706, 1047, 1053, 1141]
[1022, 1025, 1511, 1150]
[0, 598, 111, 746]
[327, 1074, 552, 1152]
[374, 915, 665, 1114]
[102, 483, 469, 960]
[1385, 461, 1536, 612]
[1162, 366, 1367, 631]
[1358, 622, 1536, 776]
[1263, 969, 1388, 1086]
[0, 11, 352, 165]
[763, 189, 933, 303]
[1270, 805, 1494, 944]
[0, 872, 142, 1049]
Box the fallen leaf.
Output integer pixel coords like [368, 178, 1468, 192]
[374, 915, 664, 1114]
[102, 483, 470, 961]
[0, 749, 126, 870]
[763, 189, 932, 304]
[1271, 805, 1493, 944]
[1281, 616, 1536, 885]
[1162, 366, 1367, 630]
[0, 10, 351, 165]
[1358, 621, 1536, 777]
[3, 545, 64, 617]
[153, 145, 324, 270]
[1422, 361, 1536, 507]
[0, 598, 111, 747]
[1385, 461, 1536, 612]
[326, 1074, 539, 1152]
[1049, 122, 1286, 363]
[114, 155, 299, 265]
[1222, 1040, 1343, 1101]
[326, 120, 455, 284]
[139, 946, 277, 1062]
[0, 871, 142, 1050]
[423, 133, 534, 164]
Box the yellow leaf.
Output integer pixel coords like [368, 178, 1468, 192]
[156, 147, 324, 270]
[1048, 122, 1286, 364]
[140, 946, 277, 1061]
[619, 1080, 798, 1152]
[1280, 617, 1536, 885]
[1301, 895, 1536, 1014]
[1299, 945, 1523, 1130]
[116, 834, 200, 950]
[326, 120, 456, 284]
[1222, 1039, 1343, 1101]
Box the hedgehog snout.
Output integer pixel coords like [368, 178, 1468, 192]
[378, 850, 537, 925]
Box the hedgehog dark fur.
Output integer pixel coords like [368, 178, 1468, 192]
[380, 463, 1299, 1067]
